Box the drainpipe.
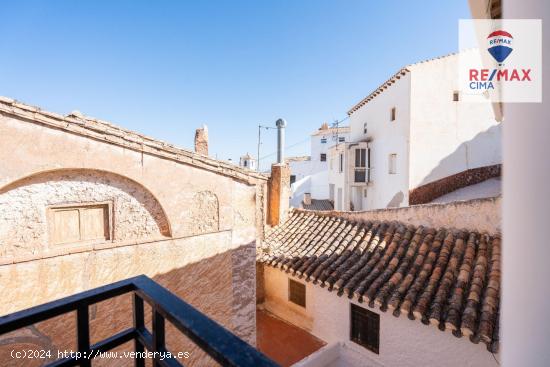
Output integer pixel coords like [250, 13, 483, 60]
[276, 118, 287, 164]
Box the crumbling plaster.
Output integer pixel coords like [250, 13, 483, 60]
[0, 104, 267, 364]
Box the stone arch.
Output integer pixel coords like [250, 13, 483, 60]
[0, 169, 172, 257]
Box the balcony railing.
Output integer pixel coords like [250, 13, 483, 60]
[0, 275, 278, 367]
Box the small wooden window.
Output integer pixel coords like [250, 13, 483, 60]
[49, 203, 111, 245]
[320, 153, 327, 162]
[453, 91, 460, 101]
[390, 107, 396, 121]
[351, 304, 379, 354]
[288, 279, 306, 307]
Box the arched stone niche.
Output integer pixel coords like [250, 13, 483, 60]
[0, 169, 171, 258]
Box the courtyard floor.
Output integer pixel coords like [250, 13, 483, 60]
[257, 308, 326, 366]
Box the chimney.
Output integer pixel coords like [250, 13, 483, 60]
[268, 163, 290, 226]
[194, 125, 208, 156]
[276, 118, 287, 164]
[303, 193, 311, 206]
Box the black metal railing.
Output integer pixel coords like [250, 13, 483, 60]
[0, 275, 278, 367]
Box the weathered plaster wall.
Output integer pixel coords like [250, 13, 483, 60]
[0, 170, 170, 258]
[262, 265, 498, 367]
[0, 108, 267, 365]
[0, 233, 256, 366]
[304, 196, 501, 234]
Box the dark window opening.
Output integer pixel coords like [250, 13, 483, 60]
[350, 304, 379, 354]
[288, 279, 306, 307]
[320, 153, 327, 162]
[290, 175, 296, 185]
[320, 138, 327, 144]
[339, 137, 345, 142]
[390, 107, 396, 121]
[453, 91, 460, 101]
[355, 149, 366, 168]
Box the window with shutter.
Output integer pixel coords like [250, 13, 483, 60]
[49, 203, 111, 245]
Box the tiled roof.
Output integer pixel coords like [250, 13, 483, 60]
[259, 210, 500, 352]
[0, 96, 267, 184]
[301, 199, 334, 211]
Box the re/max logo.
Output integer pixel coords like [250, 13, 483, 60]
[468, 68, 532, 90]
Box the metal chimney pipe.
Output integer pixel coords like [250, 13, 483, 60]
[276, 118, 287, 163]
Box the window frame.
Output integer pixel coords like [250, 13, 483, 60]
[350, 303, 380, 354]
[288, 278, 306, 307]
[453, 91, 460, 102]
[390, 107, 396, 122]
[320, 138, 327, 144]
[389, 153, 397, 174]
[339, 153, 344, 173]
[48, 201, 113, 246]
[320, 153, 327, 162]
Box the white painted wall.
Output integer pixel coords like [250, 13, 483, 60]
[344, 53, 501, 211]
[290, 128, 350, 207]
[348, 73, 412, 210]
[263, 266, 498, 367]
[408, 52, 501, 189]
[500, 2, 550, 366]
[290, 159, 312, 207]
[328, 144, 347, 210]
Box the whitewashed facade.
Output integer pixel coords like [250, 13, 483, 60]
[289, 125, 350, 207]
[329, 51, 502, 211]
[263, 266, 497, 367]
[239, 153, 257, 170]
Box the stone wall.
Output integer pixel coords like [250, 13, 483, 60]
[0, 104, 268, 366]
[298, 196, 501, 234]
[0, 170, 171, 258]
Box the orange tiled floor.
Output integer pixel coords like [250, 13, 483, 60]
[257, 309, 326, 367]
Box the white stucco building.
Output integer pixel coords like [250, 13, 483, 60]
[289, 123, 350, 208]
[239, 153, 257, 170]
[329, 51, 502, 211]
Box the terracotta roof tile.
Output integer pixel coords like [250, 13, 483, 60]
[259, 210, 501, 352]
[301, 199, 334, 211]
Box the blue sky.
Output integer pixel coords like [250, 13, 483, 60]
[0, 1, 471, 170]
